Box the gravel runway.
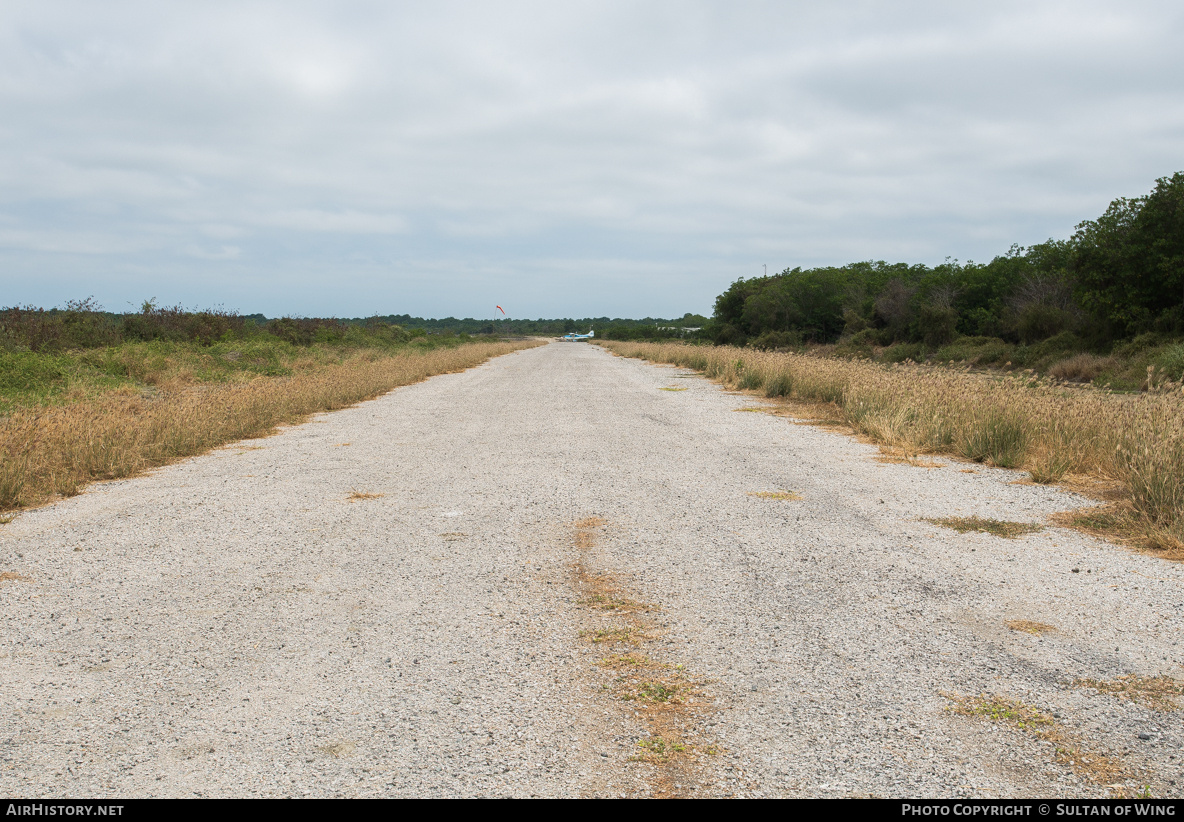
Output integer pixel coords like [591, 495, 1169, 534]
[2, 341, 1181, 797]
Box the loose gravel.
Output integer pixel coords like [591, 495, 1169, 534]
[1, 342, 1181, 797]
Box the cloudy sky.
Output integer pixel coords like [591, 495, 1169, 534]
[2, 1, 1181, 319]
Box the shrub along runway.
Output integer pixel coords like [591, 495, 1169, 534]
[1, 342, 1181, 798]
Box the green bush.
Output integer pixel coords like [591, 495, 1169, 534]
[935, 336, 1013, 365]
[1014, 331, 1086, 369]
[880, 342, 927, 363]
[957, 413, 1029, 468]
[918, 304, 959, 347]
[832, 328, 878, 359]
[60, 300, 120, 349]
[748, 330, 802, 351]
[1113, 332, 1166, 358]
[763, 371, 793, 397]
[1015, 303, 1077, 344]
[0, 351, 67, 393]
[738, 367, 764, 390]
[1155, 343, 1184, 381]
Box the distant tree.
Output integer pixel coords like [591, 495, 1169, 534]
[917, 283, 959, 346]
[1008, 272, 1081, 343]
[873, 278, 915, 341]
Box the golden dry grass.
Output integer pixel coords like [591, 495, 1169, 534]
[874, 449, 945, 467]
[599, 653, 651, 669]
[629, 735, 692, 764]
[1074, 674, 1183, 712]
[748, 490, 803, 500]
[579, 589, 654, 613]
[1048, 353, 1114, 383]
[583, 626, 641, 644]
[1006, 619, 1057, 635]
[604, 341, 1184, 556]
[346, 491, 384, 501]
[0, 341, 540, 511]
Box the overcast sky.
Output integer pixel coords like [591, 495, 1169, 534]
[2, 1, 1181, 319]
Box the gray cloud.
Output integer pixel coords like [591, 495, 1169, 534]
[1, 0, 1182, 318]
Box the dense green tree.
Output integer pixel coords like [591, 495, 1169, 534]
[1071, 172, 1184, 335]
[708, 173, 1183, 350]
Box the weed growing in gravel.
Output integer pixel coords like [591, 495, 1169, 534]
[945, 693, 1135, 793]
[600, 654, 650, 668]
[570, 522, 722, 797]
[583, 626, 640, 644]
[0, 572, 32, 583]
[347, 491, 384, 501]
[949, 694, 1054, 730]
[1006, 620, 1057, 635]
[1074, 674, 1183, 712]
[629, 735, 689, 763]
[925, 516, 1043, 538]
[1048, 741, 1131, 792]
[623, 681, 682, 704]
[0, 513, 15, 524]
[603, 341, 1184, 556]
[318, 740, 356, 758]
[579, 592, 652, 612]
[659, 387, 687, 392]
[748, 490, 803, 501]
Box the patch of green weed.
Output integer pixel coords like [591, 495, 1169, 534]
[925, 516, 1043, 538]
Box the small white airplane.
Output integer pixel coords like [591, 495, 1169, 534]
[561, 329, 595, 341]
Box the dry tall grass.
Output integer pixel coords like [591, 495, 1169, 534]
[0, 341, 540, 510]
[604, 341, 1184, 554]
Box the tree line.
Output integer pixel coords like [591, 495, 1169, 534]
[709, 172, 1184, 352]
[0, 299, 709, 352]
[0, 300, 435, 352]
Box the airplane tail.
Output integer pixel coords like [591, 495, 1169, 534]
[587, 329, 594, 337]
